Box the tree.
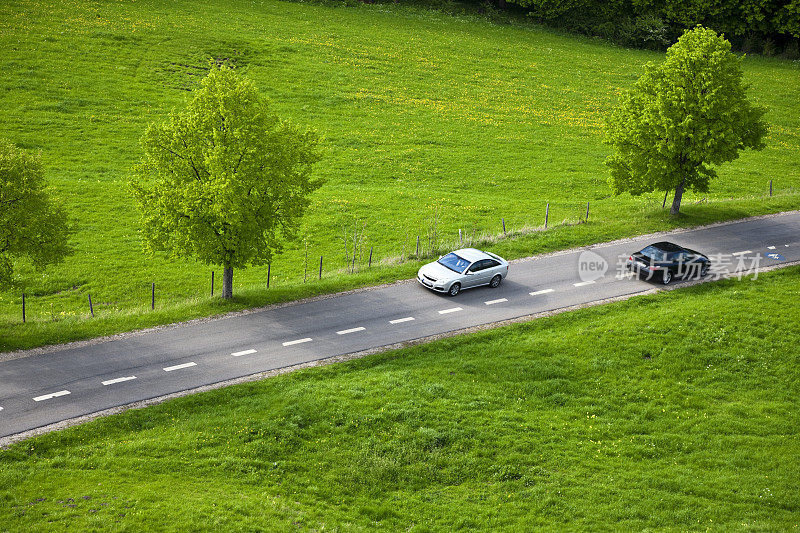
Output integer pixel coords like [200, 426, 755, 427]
[131, 66, 322, 299]
[0, 139, 71, 286]
[605, 26, 767, 215]
[776, 0, 800, 38]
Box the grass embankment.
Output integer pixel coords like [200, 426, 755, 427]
[2, 267, 799, 530]
[1, 0, 799, 351]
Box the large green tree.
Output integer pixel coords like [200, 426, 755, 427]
[0, 139, 71, 286]
[131, 66, 322, 299]
[606, 26, 767, 215]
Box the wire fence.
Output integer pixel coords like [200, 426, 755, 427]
[9, 181, 786, 324]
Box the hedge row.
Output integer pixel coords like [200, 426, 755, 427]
[506, 0, 799, 52]
[342, 0, 799, 54]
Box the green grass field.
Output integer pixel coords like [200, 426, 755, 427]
[1, 0, 799, 351]
[2, 266, 798, 530]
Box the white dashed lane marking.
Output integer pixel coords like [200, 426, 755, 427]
[530, 289, 554, 296]
[732, 250, 752, 256]
[102, 376, 136, 386]
[767, 246, 776, 250]
[33, 390, 71, 402]
[337, 327, 365, 335]
[163, 362, 197, 372]
[484, 298, 507, 305]
[283, 338, 312, 347]
[231, 349, 257, 357]
[389, 317, 415, 324]
[574, 280, 595, 287]
[439, 307, 463, 315]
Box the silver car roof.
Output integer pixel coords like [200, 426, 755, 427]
[451, 248, 493, 262]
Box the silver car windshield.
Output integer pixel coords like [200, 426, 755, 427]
[438, 253, 470, 273]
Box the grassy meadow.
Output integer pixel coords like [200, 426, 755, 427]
[1, 0, 799, 350]
[1, 266, 798, 530]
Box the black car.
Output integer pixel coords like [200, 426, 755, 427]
[626, 241, 710, 284]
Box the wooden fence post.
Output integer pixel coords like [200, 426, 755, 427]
[319, 256, 323, 280]
[545, 203, 549, 229]
[22, 293, 26, 324]
[585, 202, 590, 221]
[502, 218, 506, 234]
[416, 236, 420, 256]
[211, 271, 214, 296]
[88, 293, 94, 317]
[770, 179, 773, 197]
[352, 231, 357, 272]
[368, 247, 373, 268]
[151, 283, 155, 310]
[267, 263, 271, 288]
[662, 190, 668, 209]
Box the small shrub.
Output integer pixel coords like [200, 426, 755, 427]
[762, 38, 778, 57]
[782, 39, 800, 60]
[617, 15, 670, 50]
[740, 33, 758, 54]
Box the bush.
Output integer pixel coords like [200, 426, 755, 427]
[762, 38, 778, 57]
[617, 14, 672, 50]
[783, 39, 800, 59]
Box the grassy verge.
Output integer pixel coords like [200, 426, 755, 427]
[2, 266, 798, 530]
[1, 0, 798, 351]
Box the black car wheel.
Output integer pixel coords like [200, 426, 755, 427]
[489, 274, 502, 288]
[701, 264, 709, 277]
[448, 283, 461, 297]
[662, 270, 672, 285]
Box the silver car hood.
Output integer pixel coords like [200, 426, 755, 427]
[418, 261, 460, 282]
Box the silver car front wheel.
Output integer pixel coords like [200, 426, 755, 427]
[448, 283, 461, 297]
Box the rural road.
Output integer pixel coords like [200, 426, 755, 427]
[1, 212, 798, 441]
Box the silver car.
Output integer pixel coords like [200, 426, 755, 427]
[417, 248, 509, 296]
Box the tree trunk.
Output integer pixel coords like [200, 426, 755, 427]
[670, 177, 686, 215]
[222, 265, 233, 299]
[498, 0, 507, 8]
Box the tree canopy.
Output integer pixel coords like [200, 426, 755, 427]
[504, 0, 799, 48]
[605, 26, 767, 214]
[0, 139, 71, 286]
[131, 66, 322, 298]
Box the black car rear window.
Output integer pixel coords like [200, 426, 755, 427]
[640, 245, 669, 261]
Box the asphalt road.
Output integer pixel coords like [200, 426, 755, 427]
[1, 212, 798, 440]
